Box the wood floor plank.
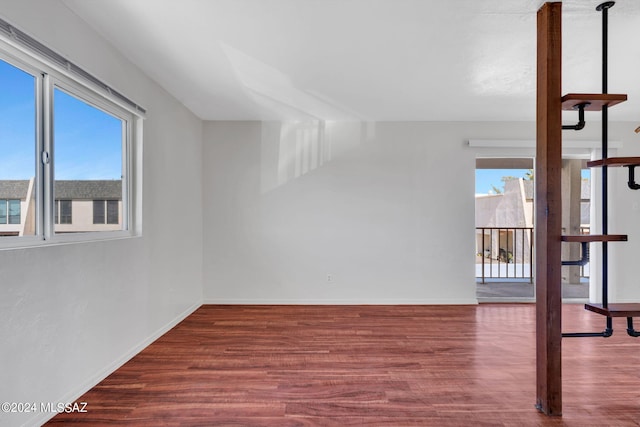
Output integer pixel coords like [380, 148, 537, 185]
[46, 304, 640, 426]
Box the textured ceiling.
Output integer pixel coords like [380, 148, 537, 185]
[62, 0, 640, 122]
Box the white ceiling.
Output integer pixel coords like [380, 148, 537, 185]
[62, 0, 640, 122]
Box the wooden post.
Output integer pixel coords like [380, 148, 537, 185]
[536, 2, 563, 416]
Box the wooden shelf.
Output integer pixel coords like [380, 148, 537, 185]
[561, 234, 628, 243]
[585, 303, 640, 317]
[587, 157, 640, 168]
[561, 93, 627, 111]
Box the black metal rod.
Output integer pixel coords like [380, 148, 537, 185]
[627, 166, 640, 190]
[602, 119, 609, 310]
[562, 328, 613, 338]
[627, 318, 640, 337]
[600, 3, 611, 94]
[562, 103, 588, 130]
[561, 242, 589, 266]
[598, 1, 613, 312]
[564, 3, 621, 340]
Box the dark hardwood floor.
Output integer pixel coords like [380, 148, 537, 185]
[47, 304, 640, 426]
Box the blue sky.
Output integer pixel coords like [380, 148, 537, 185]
[0, 59, 35, 179]
[475, 169, 530, 194]
[54, 89, 122, 180]
[0, 58, 122, 181]
[476, 168, 590, 194]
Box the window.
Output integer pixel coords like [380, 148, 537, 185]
[0, 200, 21, 225]
[55, 200, 72, 225]
[0, 18, 144, 247]
[93, 200, 119, 225]
[92, 200, 104, 224]
[53, 87, 125, 234]
[0, 59, 35, 234]
[107, 200, 119, 225]
[8, 200, 20, 224]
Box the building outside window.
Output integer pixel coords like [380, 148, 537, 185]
[8, 199, 20, 224]
[93, 200, 120, 225]
[0, 199, 20, 224]
[55, 200, 72, 224]
[106, 200, 118, 224]
[53, 181, 122, 233]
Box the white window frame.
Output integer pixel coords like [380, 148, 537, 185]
[0, 27, 144, 250]
[54, 199, 72, 225]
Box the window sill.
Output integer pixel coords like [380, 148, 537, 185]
[0, 231, 140, 251]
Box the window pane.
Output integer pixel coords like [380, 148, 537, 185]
[0, 200, 6, 224]
[106, 200, 118, 225]
[93, 200, 105, 224]
[56, 200, 72, 225]
[8, 200, 20, 224]
[0, 60, 36, 236]
[60, 200, 72, 224]
[54, 88, 124, 233]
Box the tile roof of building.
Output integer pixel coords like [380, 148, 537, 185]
[0, 180, 122, 200]
[0, 180, 30, 199]
[55, 180, 122, 200]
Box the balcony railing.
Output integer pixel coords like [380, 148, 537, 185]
[476, 227, 533, 283]
[476, 226, 591, 283]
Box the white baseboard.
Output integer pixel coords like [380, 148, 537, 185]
[202, 298, 479, 305]
[27, 300, 202, 427]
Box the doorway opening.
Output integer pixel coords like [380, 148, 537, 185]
[475, 158, 591, 301]
[475, 158, 535, 301]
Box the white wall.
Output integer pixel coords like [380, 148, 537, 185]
[203, 121, 538, 304]
[0, 2, 203, 426]
[601, 122, 640, 303]
[202, 120, 640, 306]
[3, 2, 640, 426]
